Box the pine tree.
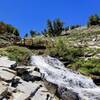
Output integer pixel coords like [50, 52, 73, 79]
[88, 14, 100, 26]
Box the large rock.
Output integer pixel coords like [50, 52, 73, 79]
[11, 78, 56, 100]
[15, 66, 41, 82]
[0, 82, 7, 95]
[32, 84, 57, 100]
[43, 79, 80, 100]
[0, 56, 16, 68]
[0, 67, 15, 81]
[57, 86, 79, 100]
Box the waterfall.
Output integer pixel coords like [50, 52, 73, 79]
[31, 56, 100, 100]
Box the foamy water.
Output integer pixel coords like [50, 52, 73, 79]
[31, 56, 100, 100]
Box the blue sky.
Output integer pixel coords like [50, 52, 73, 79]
[0, 0, 100, 37]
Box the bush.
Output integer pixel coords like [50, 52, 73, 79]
[0, 46, 32, 65]
[69, 58, 100, 75]
[0, 22, 20, 36]
[47, 39, 84, 64]
[88, 14, 100, 27]
[30, 30, 37, 37]
[70, 25, 81, 29]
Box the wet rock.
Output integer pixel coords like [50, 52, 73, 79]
[10, 63, 17, 70]
[32, 76, 41, 82]
[43, 79, 80, 100]
[31, 82, 57, 100]
[43, 79, 58, 95]
[93, 78, 100, 85]
[57, 86, 79, 100]
[11, 77, 21, 88]
[15, 67, 32, 82]
[21, 71, 34, 82]
[21, 71, 41, 82]
[30, 71, 42, 81]
[31, 71, 41, 77]
[16, 66, 41, 82]
[34, 67, 40, 72]
[16, 67, 28, 76]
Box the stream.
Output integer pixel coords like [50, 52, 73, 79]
[31, 56, 100, 100]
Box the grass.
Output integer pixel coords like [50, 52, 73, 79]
[0, 46, 32, 65]
[68, 58, 100, 76]
[46, 38, 84, 64]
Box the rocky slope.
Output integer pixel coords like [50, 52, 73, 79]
[0, 25, 100, 100]
[0, 56, 58, 100]
[0, 56, 100, 100]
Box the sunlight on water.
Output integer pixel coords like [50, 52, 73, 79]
[31, 56, 100, 100]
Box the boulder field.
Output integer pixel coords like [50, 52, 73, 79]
[0, 56, 58, 100]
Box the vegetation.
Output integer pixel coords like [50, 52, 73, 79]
[70, 25, 81, 29]
[43, 19, 64, 37]
[68, 58, 100, 76]
[0, 15, 100, 79]
[88, 14, 100, 26]
[0, 46, 32, 65]
[0, 21, 20, 47]
[30, 30, 37, 37]
[24, 33, 28, 38]
[46, 39, 84, 64]
[0, 22, 20, 36]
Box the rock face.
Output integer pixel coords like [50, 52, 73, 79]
[0, 57, 16, 68]
[57, 87, 79, 100]
[0, 56, 57, 100]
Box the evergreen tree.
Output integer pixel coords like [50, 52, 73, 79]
[30, 30, 36, 37]
[47, 19, 54, 37]
[88, 14, 100, 26]
[0, 22, 19, 36]
[43, 18, 64, 37]
[24, 33, 28, 38]
[53, 18, 64, 36]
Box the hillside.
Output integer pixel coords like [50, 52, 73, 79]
[0, 22, 20, 47]
[0, 24, 100, 100]
[16, 25, 100, 84]
[0, 24, 100, 80]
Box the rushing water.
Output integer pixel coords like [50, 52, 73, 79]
[31, 56, 100, 100]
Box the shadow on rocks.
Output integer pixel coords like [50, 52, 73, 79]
[56, 86, 80, 100]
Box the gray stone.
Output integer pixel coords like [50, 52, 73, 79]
[57, 86, 80, 100]
[0, 57, 16, 68]
[0, 67, 15, 81]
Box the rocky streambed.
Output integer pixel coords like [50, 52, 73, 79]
[31, 56, 100, 100]
[0, 56, 58, 100]
[0, 56, 100, 100]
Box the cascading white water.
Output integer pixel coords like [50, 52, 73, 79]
[31, 56, 100, 100]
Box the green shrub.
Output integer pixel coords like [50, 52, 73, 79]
[88, 14, 100, 26]
[47, 39, 84, 64]
[69, 58, 100, 75]
[0, 46, 32, 65]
